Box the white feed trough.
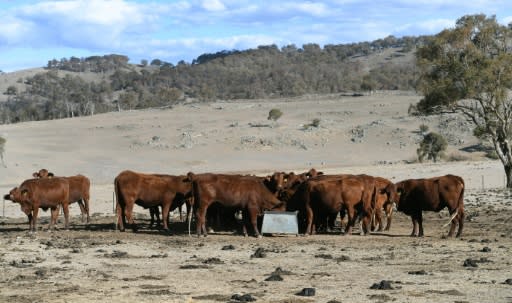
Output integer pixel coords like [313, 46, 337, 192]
[261, 211, 299, 235]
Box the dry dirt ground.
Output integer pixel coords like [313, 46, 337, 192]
[0, 188, 511, 303]
[1, 92, 511, 302]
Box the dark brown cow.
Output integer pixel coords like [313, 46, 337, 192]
[395, 174, 465, 237]
[371, 177, 399, 232]
[114, 170, 192, 233]
[33, 169, 91, 223]
[287, 174, 376, 235]
[187, 173, 285, 237]
[4, 178, 70, 231]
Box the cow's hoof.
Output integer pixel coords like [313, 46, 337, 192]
[256, 235, 262, 239]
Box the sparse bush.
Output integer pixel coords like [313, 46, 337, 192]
[444, 152, 470, 162]
[303, 118, 321, 130]
[267, 108, 283, 121]
[417, 132, 447, 163]
[419, 124, 429, 134]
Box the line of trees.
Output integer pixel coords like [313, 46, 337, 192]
[0, 35, 425, 123]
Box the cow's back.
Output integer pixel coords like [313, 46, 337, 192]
[66, 175, 90, 202]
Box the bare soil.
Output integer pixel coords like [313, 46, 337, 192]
[0, 188, 511, 303]
[1, 92, 511, 302]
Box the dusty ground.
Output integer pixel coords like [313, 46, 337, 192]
[0, 188, 511, 303]
[0, 92, 511, 302]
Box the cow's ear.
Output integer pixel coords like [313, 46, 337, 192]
[21, 189, 28, 197]
[32, 172, 39, 178]
[48, 173, 54, 178]
[397, 188, 404, 195]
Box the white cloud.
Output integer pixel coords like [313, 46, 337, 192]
[201, 0, 226, 12]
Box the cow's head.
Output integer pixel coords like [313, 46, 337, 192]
[4, 187, 31, 203]
[33, 169, 54, 178]
[185, 172, 195, 182]
[394, 182, 407, 210]
[381, 182, 400, 206]
[265, 172, 286, 194]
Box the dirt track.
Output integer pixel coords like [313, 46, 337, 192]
[0, 188, 511, 303]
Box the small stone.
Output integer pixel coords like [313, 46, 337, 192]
[296, 288, 316, 296]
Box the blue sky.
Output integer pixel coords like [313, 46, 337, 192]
[1, 0, 511, 72]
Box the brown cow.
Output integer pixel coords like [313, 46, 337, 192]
[114, 170, 192, 233]
[371, 177, 399, 232]
[395, 174, 465, 237]
[286, 174, 375, 236]
[33, 169, 91, 223]
[187, 172, 285, 237]
[4, 177, 70, 231]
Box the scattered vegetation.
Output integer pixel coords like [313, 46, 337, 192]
[267, 109, 283, 121]
[303, 118, 321, 130]
[0, 35, 425, 124]
[417, 132, 447, 163]
[419, 124, 429, 134]
[415, 14, 512, 187]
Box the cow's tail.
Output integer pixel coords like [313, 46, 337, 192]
[187, 174, 198, 237]
[443, 176, 465, 227]
[443, 210, 459, 227]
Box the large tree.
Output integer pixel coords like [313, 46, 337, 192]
[415, 14, 512, 187]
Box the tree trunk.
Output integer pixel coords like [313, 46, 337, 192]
[505, 164, 512, 188]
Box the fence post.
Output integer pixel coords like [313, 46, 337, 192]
[481, 175, 485, 190]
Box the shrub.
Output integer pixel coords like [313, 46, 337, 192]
[267, 108, 283, 121]
[417, 132, 447, 163]
[303, 118, 321, 130]
[419, 124, 429, 134]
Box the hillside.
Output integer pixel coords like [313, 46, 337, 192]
[0, 36, 425, 124]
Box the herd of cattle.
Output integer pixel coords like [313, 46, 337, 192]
[3, 168, 466, 238]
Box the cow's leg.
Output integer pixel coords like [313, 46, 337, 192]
[49, 207, 59, 231]
[456, 206, 465, 237]
[178, 204, 183, 222]
[62, 203, 70, 229]
[344, 206, 356, 236]
[384, 204, 393, 231]
[83, 193, 91, 224]
[305, 205, 314, 235]
[417, 213, 424, 237]
[123, 200, 136, 232]
[361, 206, 372, 235]
[248, 208, 261, 238]
[116, 203, 125, 232]
[162, 203, 172, 233]
[448, 206, 465, 237]
[373, 208, 383, 231]
[32, 207, 39, 232]
[196, 205, 208, 237]
[410, 216, 418, 237]
[77, 200, 86, 223]
[27, 213, 34, 232]
[339, 209, 346, 233]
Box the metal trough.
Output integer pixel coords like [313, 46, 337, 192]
[261, 211, 298, 235]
